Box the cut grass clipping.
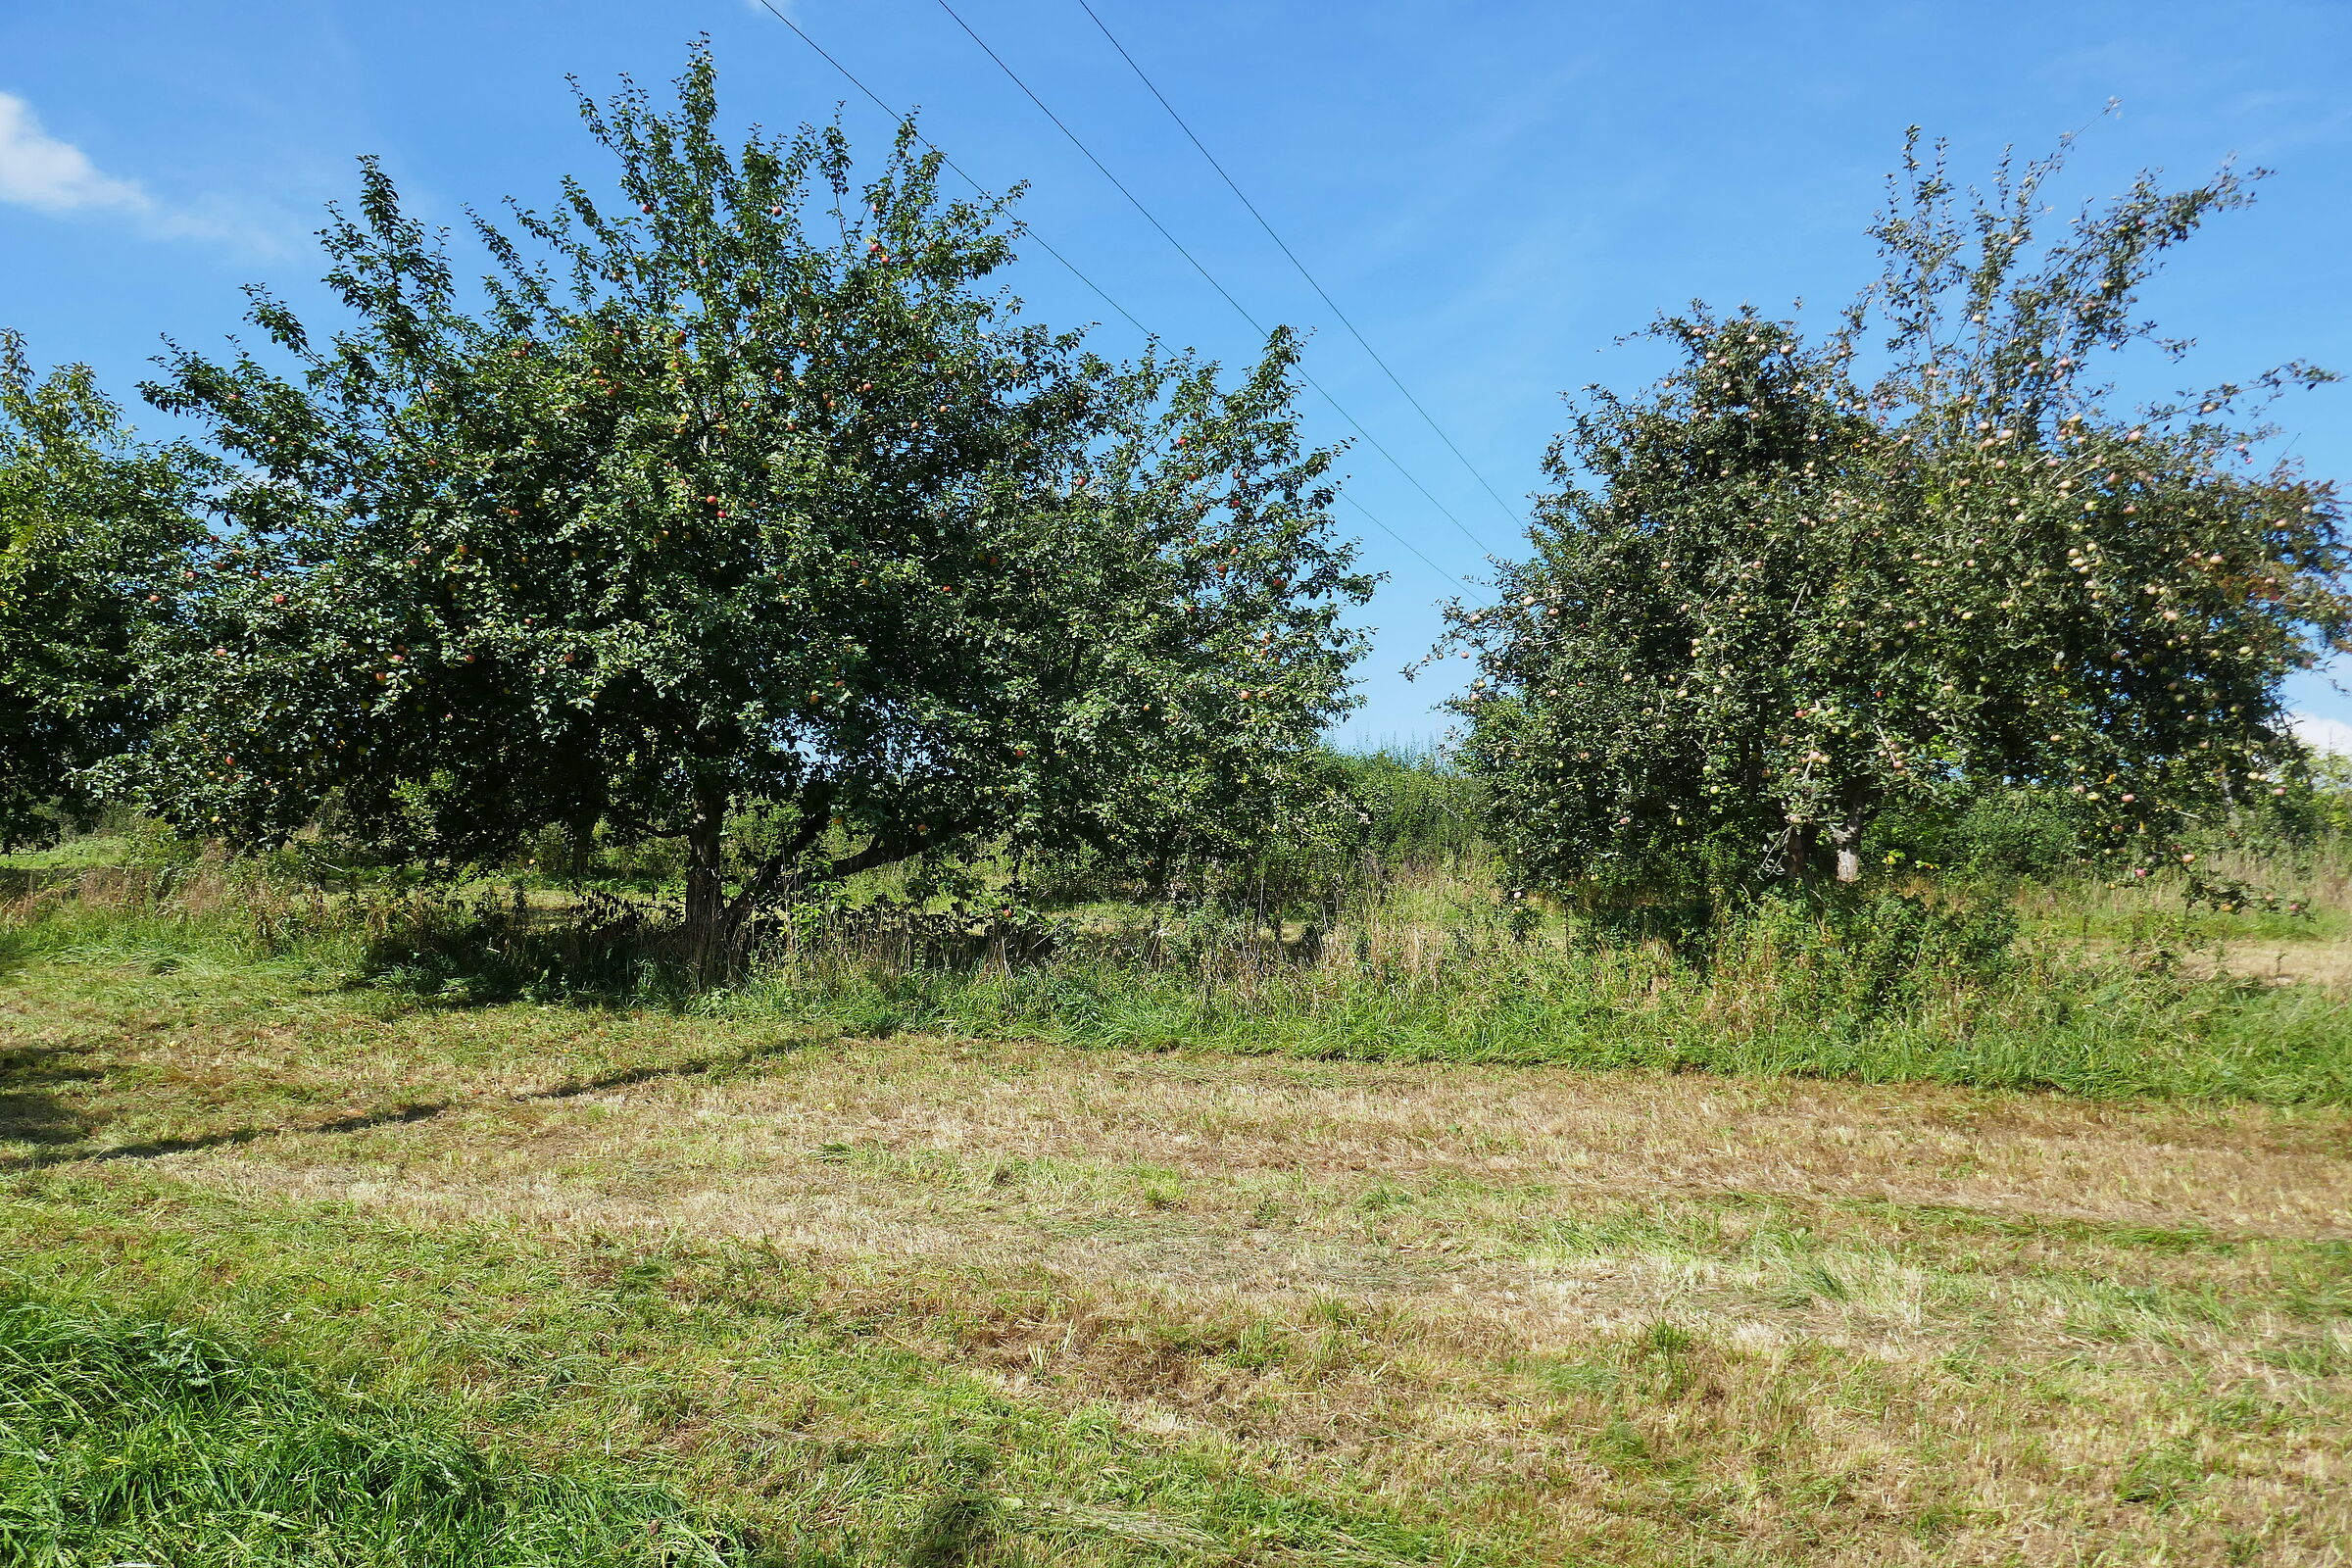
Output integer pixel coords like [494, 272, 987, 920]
[0, 1290, 738, 1567]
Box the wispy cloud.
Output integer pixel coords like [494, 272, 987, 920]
[0, 90, 289, 250]
[0, 91, 154, 215]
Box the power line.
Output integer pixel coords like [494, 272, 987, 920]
[746, 0, 1147, 336]
[1071, 0, 1524, 531]
[1338, 494, 1465, 588]
[742, 0, 1468, 592]
[926, 0, 1498, 558]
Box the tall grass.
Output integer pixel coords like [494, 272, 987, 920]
[8, 856, 2346, 1104]
[720, 891, 2352, 1103]
[0, 1288, 750, 1567]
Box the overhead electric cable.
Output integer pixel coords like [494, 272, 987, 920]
[747, 0, 1147, 335]
[926, 0, 1498, 557]
[1072, 0, 1524, 530]
[743, 0, 1467, 589]
[1339, 494, 1464, 587]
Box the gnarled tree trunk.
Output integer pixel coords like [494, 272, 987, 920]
[1831, 816, 1865, 884]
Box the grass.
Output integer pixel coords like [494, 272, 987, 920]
[716, 943, 2352, 1104]
[3, 847, 2351, 1562]
[83, 853, 2320, 1106]
[0, 1290, 740, 1567]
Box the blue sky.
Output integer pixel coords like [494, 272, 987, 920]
[4, 0, 2346, 744]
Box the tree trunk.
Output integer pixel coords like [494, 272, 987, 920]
[1831, 816, 1864, 884]
[1830, 785, 1870, 885]
[684, 781, 729, 984]
[1783, 818, 1818, 881]
[680, 799, 972, 987]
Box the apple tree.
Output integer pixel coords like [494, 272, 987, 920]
[1444, 131, 2347, 904]
[121, 48, 1371, 972]
[0, 330, 205, 848]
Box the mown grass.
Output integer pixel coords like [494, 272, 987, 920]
[1, 1178, 1466, 1567]
[2, 1006, 2347, 1564]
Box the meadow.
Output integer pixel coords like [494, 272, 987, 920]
[4, 780, 2350, 1567]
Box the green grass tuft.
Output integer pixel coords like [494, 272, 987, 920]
[0, 1289, 749, 1567]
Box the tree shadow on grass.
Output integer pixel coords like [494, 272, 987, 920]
[353, 889, 1055, 1013]
[901, 1448, 1003, 1567]
[0, 926, 48, 987]
[0, 1045, 103, 1149]
[0, 1034, 815, 1174]
[356, 893, 704, 1010]
[904, 1494, 998, 1567]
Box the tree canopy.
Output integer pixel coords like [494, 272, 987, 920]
[121, 47, 1372, 966]
[1443, 130, 2348, 903]
[0, 330, 204, 849]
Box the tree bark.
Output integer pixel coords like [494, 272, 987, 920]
[1783, 819, 1818, 881]
[676, 794, 979, 988]
[683, 779, 729, 984]
[1830, 784, 1871, 885]
[771, 825, 969, 897]
[1831, 814, 1865, 884]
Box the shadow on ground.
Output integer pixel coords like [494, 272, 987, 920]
[0, 1045, 103, 1150]
[0, 1035, 816, 1174]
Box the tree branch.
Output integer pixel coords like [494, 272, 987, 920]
[724, 783, 836, 918]
[770, 821, 978, 901]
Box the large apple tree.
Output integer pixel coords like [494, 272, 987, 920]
[1444, 130, 2347, 903]
[121, 48, 1371, 971]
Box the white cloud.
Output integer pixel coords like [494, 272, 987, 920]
[0, 92, 153, 215]
[2289, 710, 2352, 755]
